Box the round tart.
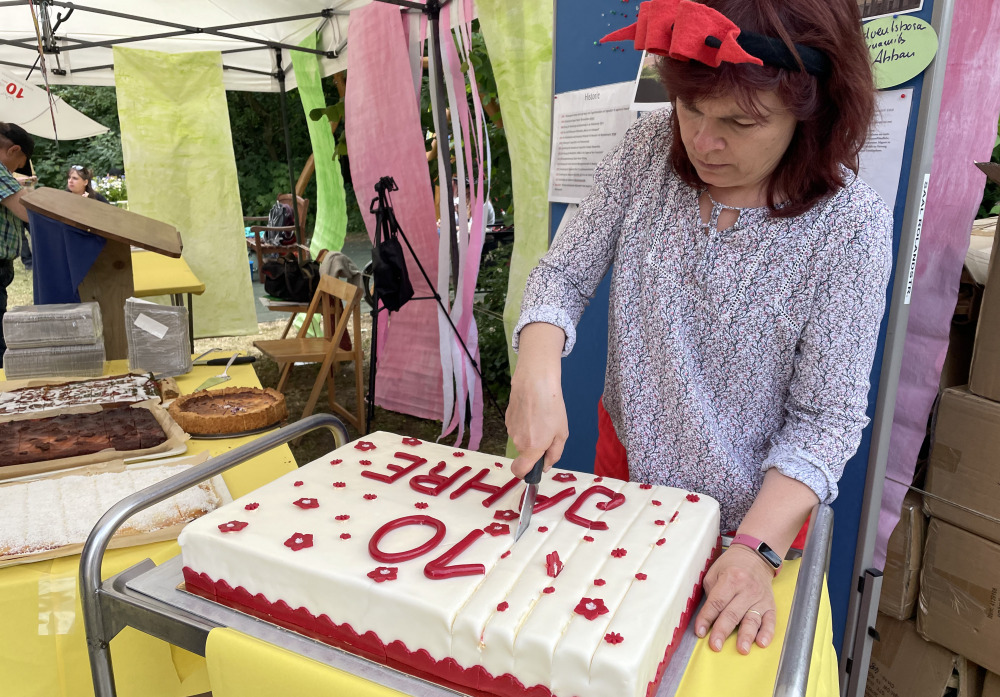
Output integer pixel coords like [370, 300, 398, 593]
[168, 387, 287, 435]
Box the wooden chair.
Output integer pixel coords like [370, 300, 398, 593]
[244, 193, 310, 283]
[254, 275, 365, 430]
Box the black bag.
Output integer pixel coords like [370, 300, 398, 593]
[266, 200, 296, 246]
[371, 204, 414, 312]
[262, 257, 320, 302]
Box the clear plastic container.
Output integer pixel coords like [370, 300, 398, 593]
[2, 340, 106, 379]
[3, 302, 103, 349]
[125, 298, 191, 377]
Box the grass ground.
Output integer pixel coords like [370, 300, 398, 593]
[6, 238, 509, 464]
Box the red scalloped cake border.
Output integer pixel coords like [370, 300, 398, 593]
[182, 536, 721, 697]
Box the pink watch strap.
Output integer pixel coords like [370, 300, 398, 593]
[731, 533, 782, 576]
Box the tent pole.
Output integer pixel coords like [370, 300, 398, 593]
[274, 48, 302, 248]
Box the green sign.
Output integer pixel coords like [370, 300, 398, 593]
[864, 15, 938, 89]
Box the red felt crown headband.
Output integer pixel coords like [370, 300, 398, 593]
[601, 0, 831, 77]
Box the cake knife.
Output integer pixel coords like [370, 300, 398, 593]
[514, 458, 545, 541]
[192, 353, 239, 392]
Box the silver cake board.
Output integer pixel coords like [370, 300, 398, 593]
[123, 555, 699, 697]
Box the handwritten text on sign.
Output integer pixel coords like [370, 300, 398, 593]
[864, 15, 938, 89]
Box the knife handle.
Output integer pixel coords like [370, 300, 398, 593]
[202, 356, 256, 365]
[525, 458, 545, 485]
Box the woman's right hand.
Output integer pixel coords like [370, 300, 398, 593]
[506, 323, 569, 478]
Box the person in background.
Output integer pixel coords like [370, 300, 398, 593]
[66, 164, 110, 203]
[0, 122, 35, 367]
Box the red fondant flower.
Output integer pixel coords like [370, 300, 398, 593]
[330, 458, 343, 465]
[355, 441, 376, 451]
[500, 550, 511, 559]
[368, 566, 398, 583]
[686, 493, 700, 502]
[574, 597, 610, 621]
[484, 522, 510, 537]
[546, 551, 564, 578]
[335, 514, 350, 521]
[402, 437, 422, 446]
[332, 482, 346, 488]
[494, 509, 519, 521]
[538, 526, 549, 533]
[605, 632, 624, 645]
[594, 578, 606, 586]
[654, 519, 666, 526]
[611, 548, 627, 558]
[494, 461, 504, 468]
[639, 483, 652, 490]
[294, 480, 304, 487]
[340, 533, 351, 540]
[453, 451, 465, 457]
[218, 520, 248, 533]
[284, 533, 313, 551]
[244, 502, 259, 511]
[293, 497, 319, 509]
[415, 502, 429, 509]
[363, 493, 377, 500]
[583, 535, 595, 542]
[497, 601, 509, 611]
[359, 459, 372, 466]
[552, 472, 577, 483]
[651, 500, 662, 506]
[593, 476, 604, 483]
[543, 586, 556, 594]
[657, 538, 666, 546]
[635, 573, 648, 581]
[670, 511, 679, 523]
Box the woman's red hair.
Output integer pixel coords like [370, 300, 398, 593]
[658, 0, 875, 217]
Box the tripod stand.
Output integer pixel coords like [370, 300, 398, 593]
[365, 176, 505, 435]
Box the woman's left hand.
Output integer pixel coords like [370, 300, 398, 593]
[695, 544, 777, 654]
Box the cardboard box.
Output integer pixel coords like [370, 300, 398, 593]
[879, 491, 927, 620]
[866, 613, 982, 697]
[925, 387, 1000, 545]
[969, 161, 1000, 400]
[985, 672, 1000, 697]
[918, 519, 1000, 675]
[942, 267, 983, 390]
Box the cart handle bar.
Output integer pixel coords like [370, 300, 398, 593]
[80, 413, 349, 697]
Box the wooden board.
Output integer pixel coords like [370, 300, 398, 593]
[21, 188, 182, 257]
[77, 239, 134, 360]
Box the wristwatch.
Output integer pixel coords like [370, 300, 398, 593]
[731, 534, 782, 575]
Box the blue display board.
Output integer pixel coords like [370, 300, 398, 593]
[551, 0, 933, 653]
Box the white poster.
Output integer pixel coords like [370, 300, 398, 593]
[859, 88, 914, 211]
[548, 81, 637, 204]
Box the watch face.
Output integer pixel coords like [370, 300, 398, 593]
[758, 542, 782, 569]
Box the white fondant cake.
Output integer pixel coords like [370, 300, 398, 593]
[178, 432, 720, 697]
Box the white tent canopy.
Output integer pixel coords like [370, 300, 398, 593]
[1, 68, 108, 139]
[0, 0, 378, 92]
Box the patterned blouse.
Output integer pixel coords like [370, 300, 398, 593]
[514, 109, 893, 531]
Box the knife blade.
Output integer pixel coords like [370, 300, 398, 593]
[192, 353, 239, 392]
[193, 355, 255, 366]
[514, 458, 545, 541]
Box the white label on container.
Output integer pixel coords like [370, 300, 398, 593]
[134, 313, 169, 339]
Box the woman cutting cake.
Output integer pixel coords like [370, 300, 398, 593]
[507, 0, 891, 658]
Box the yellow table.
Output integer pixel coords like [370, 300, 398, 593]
[0, 360, 297, 697]
[131, 250, 207, 353]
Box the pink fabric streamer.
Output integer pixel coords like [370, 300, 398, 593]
[345, 2, 444, 421]
[876, 2, 1000, 568]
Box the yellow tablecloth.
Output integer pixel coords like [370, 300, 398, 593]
[0, 360, 296, 697]
[205, 558, 838, 697]
[131, 251, 206, 297]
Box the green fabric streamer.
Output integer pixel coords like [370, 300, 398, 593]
[478, 2, 553, 456]
[114, 47, 257, 337]
[292, 32, 348, 256]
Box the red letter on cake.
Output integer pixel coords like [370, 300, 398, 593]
[361, 452, 428, 484]
[409, 462, 472, 496]
[449, 469, 521, 508]
[368, 515, 446, 563]
[523, 486, 577, 513]
[424, 529, 488, 579]
[564, 486, 626, 530]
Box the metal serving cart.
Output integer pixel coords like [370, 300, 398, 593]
[79, 414, 834, 697]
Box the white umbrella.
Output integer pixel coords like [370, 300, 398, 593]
[0, 68, 109, 140]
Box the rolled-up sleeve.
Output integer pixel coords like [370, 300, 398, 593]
[513, 115, 658, 356]
[762, 186, 893, 502]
